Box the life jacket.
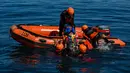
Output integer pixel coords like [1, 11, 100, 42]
[84, 26, 110, 40]
[89, 31, 99, 39]
[84, 27, 99, 40]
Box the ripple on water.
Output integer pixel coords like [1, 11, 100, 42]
[0, 0, 130, 73]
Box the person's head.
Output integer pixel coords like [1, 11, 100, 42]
[67, 7, 74, 15]
[81, 24, 88, 31]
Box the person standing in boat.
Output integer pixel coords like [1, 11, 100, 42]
[59, 7, 75, 36]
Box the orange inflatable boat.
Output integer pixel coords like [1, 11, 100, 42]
[10, 24, 126, 49]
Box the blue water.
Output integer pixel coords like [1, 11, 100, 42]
[0, 0, 130, 73]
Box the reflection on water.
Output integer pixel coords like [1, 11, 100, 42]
[0, 0, 130, 72]
[9, 45, 117, 73]
[10, 46, 41, 67]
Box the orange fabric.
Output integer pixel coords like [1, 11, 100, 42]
[13, 28, 36, 41]
[79, 44, 87, 53]
[20, 25, 83, 38]
[84, 40, 93, 50]
[13, 28, 55, 45]
[11, 25, 57, 48]
[82, 25, 88, 30]
[108, 38, 126, 47]
[10, 24, 126, 49]
[56, 43, 64, 51]
[21, 25, 59, 37]
[89, 32, 98, 39]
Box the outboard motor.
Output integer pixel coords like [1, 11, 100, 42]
[97, 25, 110, 37]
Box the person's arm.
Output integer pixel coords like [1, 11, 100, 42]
[70, 14, 75, 27]
[83, 33, 91, 41]
[59, 12, 65, 36]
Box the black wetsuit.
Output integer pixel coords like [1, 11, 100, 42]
[59, 10, 75, 36]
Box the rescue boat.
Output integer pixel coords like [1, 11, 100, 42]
[10, 24, 126, 49]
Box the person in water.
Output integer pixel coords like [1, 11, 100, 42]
[59, 7, 75, 36]
[81, 24, 112, 49]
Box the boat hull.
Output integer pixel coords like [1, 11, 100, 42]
[10, 24, 126, 49]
